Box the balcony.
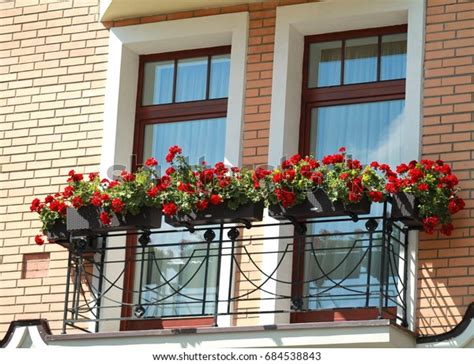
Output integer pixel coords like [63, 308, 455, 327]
[60, 203, 411, 337]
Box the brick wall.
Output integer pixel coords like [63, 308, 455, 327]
[419, 0, 474, 335]
[0, 0, 108, 334]
[2, 0, 473, 338]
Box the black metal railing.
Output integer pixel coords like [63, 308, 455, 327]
[61, 203, 411, 334]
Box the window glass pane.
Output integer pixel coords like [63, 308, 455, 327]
[143, 117, 226, 171]
[344, 36, 378, 84]
[209, 54, 230, 99]
[310, 100, 407, 165]
[306, 100, 408, 310]
[308, 41, 342, 87]
[142, 61, 174, 105]
[381, 33, 407, 80]
[137, 237, 219, 318]
[139, 117, 226, 317]
[175, 57, 208, 102]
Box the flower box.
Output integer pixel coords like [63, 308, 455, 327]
[391, 192, 423, 229]
[66, 206, 162, 233]
[44, 221, 70, 248]
[269, 189, 371, 221]
[165, 201, 264, 228]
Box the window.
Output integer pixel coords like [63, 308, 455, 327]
[122, 46, 231, 330]
[295, 25, 408, 322]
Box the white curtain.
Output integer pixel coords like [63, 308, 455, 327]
[305, 99, 407, 309]
[175, 57, 208, 102]
[344, 37, 378, 84]
[209, 55, 230, 99]
[138, 118, 225, 317]
[381, 34, 407, 80]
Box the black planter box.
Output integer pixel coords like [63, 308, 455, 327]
[66, 206, 162, 233]
[44, 221, 70, 248]
[165, 201, 264, 228]
[269, 189, 371, 221]
[391, 192, 423, 229]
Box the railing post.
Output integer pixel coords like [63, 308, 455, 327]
[365, 218, 378, 307]
[94, 236, 106, 333]
[402, 228, 409, 327]
[201, 228, 216, 316]
[378, 201, 388, 319]
[62, 245, 73, 334]
[212, 225, 224, 326]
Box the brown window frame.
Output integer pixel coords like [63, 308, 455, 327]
[293, 25, 407, 324]
[121, 46, 231, 331]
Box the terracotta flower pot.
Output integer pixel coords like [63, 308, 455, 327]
[269, 189, 371, 221]
[165, 201, 264, 228]
[66, 206, 162, 233]
[391, 192, 423, 229]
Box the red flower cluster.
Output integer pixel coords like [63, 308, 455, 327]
[166, 145, 182, 163]
[275, 188, 296, 208]
[162, 202, 177, 216]
[145, 157, 158, 167]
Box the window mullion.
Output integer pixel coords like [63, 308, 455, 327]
[206, 56, 211, 100]
[377, 35, 382, 82]
[341, 39, 345, 85]
[172, 59, 177, 103]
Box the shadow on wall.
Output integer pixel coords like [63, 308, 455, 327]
[417, 221, 473, 336]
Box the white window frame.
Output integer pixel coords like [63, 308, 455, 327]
[261, 0, 425, 331]
[98, 12, 249, 331]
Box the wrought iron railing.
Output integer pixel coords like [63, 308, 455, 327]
[61, 203, 411, 334]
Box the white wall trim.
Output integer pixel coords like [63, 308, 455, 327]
[266, 0, 425, 328]
[99, 12, 249, 329]
[100, 12, 249, 177]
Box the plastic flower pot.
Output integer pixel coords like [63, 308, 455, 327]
[44, 221, 70, 248]
[391, 192, 423, 229]
[165, 201, 265, 228]
[269, 189, 371, 221]
[66, 206, 162, 233]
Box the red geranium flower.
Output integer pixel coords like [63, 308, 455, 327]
[166, 145, 182, 163]
[162, 202, 177, 216]
[440, 223, 454, 236]
[418, 183, 429, 192]
[165, 167, 176, 175]
[145, 157, 158, 167]
[210, 194, 223, 205]
[100, 211, 111, 225]
[311, 172, 323, 185]
[272, 172, 283, 183]
[147, 186, 159, 198]
[196, 200, 209, 211]
[111, 198, 125, 214]
[369, 191, 383, 202]
[423, 216, 439, 235]
[34, 235, 44, 246]
[71, 196, 84, 209]
[121, 171, 135, 182]
[30, 198, 42, 212]
[67, 170, 83, 182]
[45, 195, 54, 204]
[62, 186, 74, 198]
[88, 172, 99, 181]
